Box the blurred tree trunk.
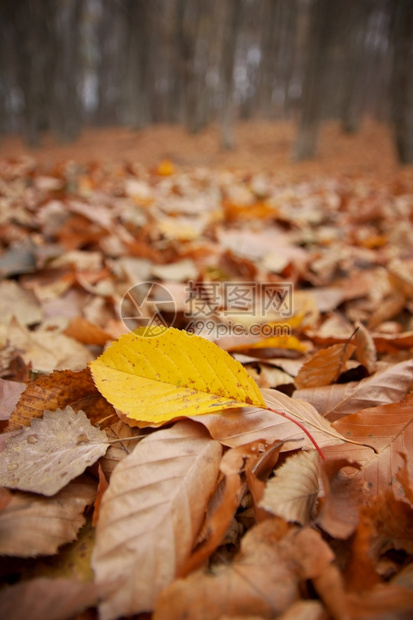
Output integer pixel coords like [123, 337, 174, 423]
[340, 0, 371, 134]
[391, 0, 413, 163]
[221, 0, 242, 149]
[122, 0, 153, 129]
[49, 0, 83, 142]
[293, 0, 333, 161]
[11, 0, 50, 146]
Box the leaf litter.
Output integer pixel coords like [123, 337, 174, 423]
[0, 142, 413, 619]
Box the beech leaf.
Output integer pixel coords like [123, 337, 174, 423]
[259, 451, 320, 525]
[195, 388, 345, 451]
[0, 475, 97, 557]
[294, 343, 356, 389]
[324, 395, 413, 498]
[90, 327, 266, 425]
[0, 407, 108, 496]
[294, 358, 413, 421]
[0, 578, 102, 620]
[92, 420, 222, 620]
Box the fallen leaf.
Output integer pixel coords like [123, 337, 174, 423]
[98, 419, 143, 479]
[348, 583, 413, 619]
[354, 321, 377, 373]
[92, 420, 222, 620]
[259, 451, 320, 525]
[0, 378, 26, 421]
[0, 407, 108, 496]
[63, 316, 112, 345]
[294, 359, 413, 421]
[294, 343, 356, 389]
[0, 280, 42, 326]
[324, 395, 413, 498]
[0, 577, 102, 620]
[0, 475, 96, 557]
[90, 327, 266, 426]
[5, 318, 93, 373]
[317, 459, 363, 539]
[93, 464, 109, 526]
[153, 521, 334, 620]
[6, 368, 113, 430]
[195, 388, 345, 452]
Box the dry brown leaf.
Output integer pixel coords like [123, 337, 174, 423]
[0, 487, 12, 511]
[7, 368, 115, 430]
[312, 563, 350, 620]
[323, 395, 413, 498]
[63, 316, 112, 345]
[153, 521, 334, 620]
[92, 420, 222, 620]
[0, 280, 42, 326]
[259, 451, 320, 525]
[93, 463, 109, 527]
[348, 583, 413, 620]
[294, 358, 413, 422]
[195, 388, 345, 453]
[0, 407, 108, 496]
[0, 577, 102, 620]
[368, 290, 406, 329]
[354, 321, 377, 373]
[0, 378, 26, 421]
[5, 318, 93, 373]
[181, 439, 282, 577]
[294, 343, 356, 389]
[277, 600, 326, 620]
[98, 419, 143, 480]
[0, 475, 97, 557]
[317, 459, 364, 539]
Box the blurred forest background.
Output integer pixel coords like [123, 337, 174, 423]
[0, 0, 412, 163]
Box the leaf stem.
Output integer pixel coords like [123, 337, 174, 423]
[266, 406, 326, 461]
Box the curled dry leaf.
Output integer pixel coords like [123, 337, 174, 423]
[92, 420, 222, 620]
[259, 451, 320, 525]
[0, 578, 102, 620]
[294, 343, 356, 390]
[0, 407, 108, 496]
[0, 378, 26, 421]
[317, 459, 364, 539]
[63, 315, 113, 345]
[294, 358, 413, 422]
[181, 439, 282, 577]
[0, 475, 97, 557]
[354, 321, 377, 373]
[154, 521, 334, 620]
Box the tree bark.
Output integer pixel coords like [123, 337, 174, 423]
[390, 0, 413, 163]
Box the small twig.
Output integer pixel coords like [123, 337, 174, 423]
[95, 413, 119, 426]
[105, 435, 144, 445]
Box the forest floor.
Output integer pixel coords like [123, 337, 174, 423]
[0, 117, 409, 179]
[1, 119, 413, 620]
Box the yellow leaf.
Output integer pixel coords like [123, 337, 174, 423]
[156, 159, 176, 176]
[228, 334, 309, 353]
[90, 327, 266, 425]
